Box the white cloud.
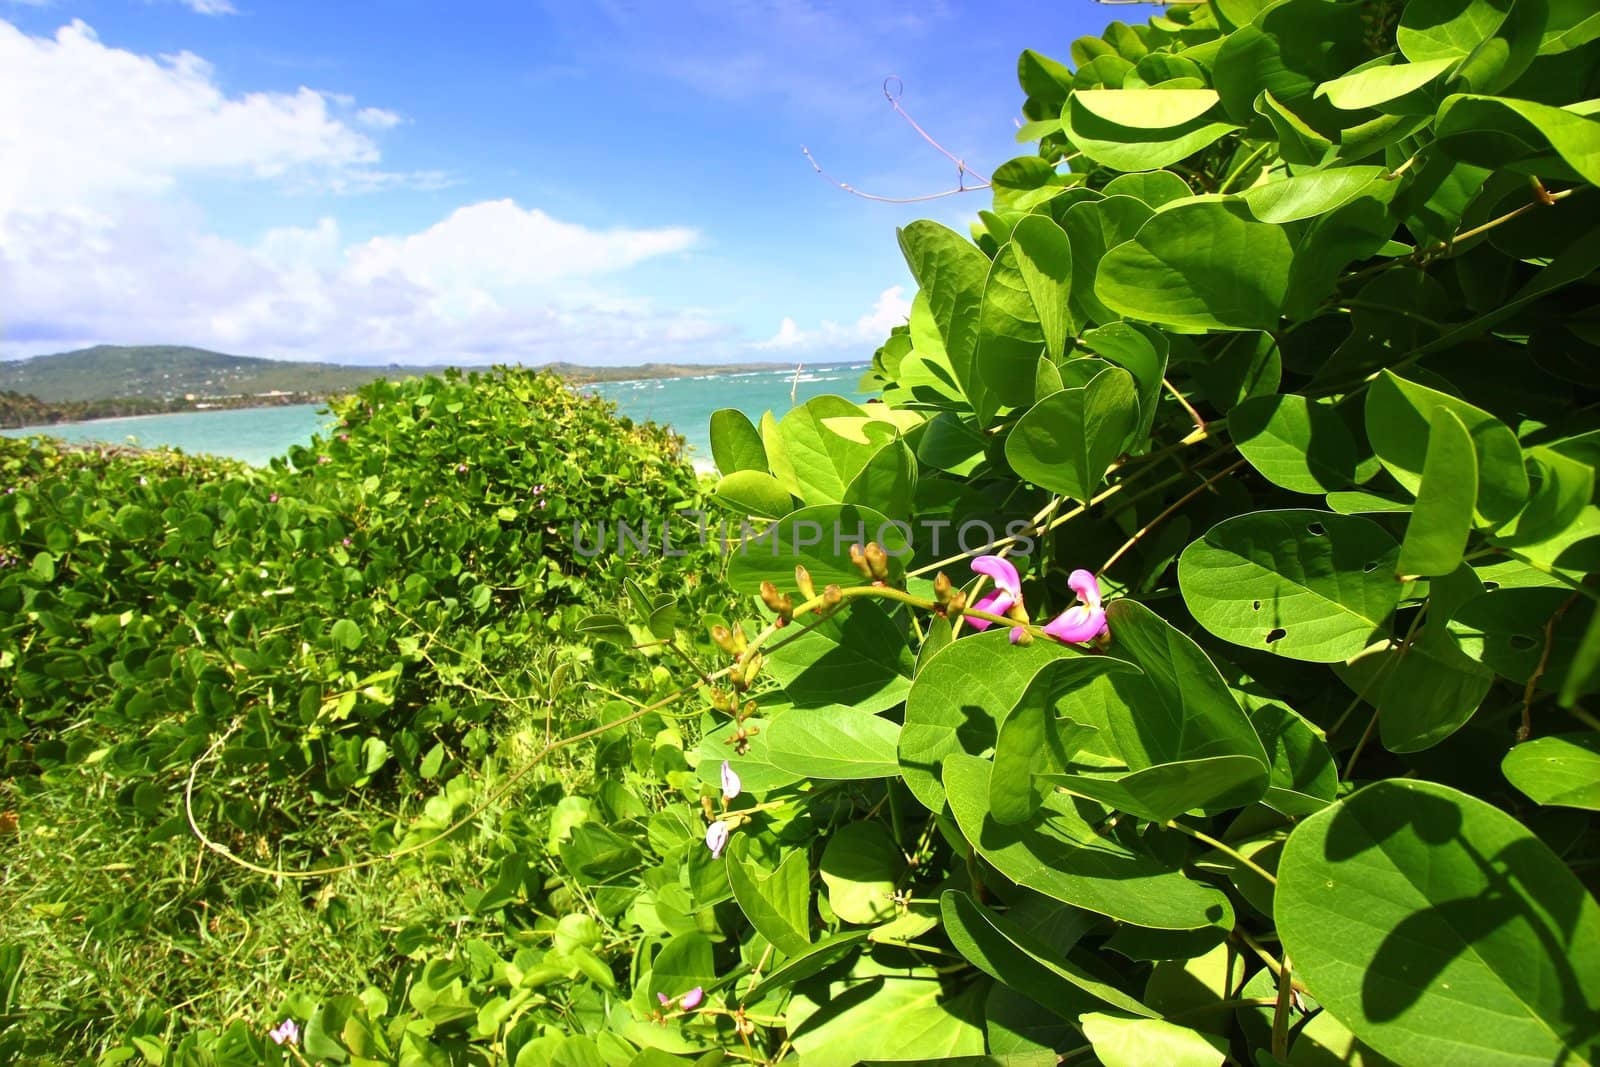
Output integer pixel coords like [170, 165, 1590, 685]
[755, 286, 910, 352]
[0, 18, 720, 366]
[0, 18, 425, 219]
[175, 0, 237, 14]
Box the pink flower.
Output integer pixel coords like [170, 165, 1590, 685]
[268, 494, 279, 503]
[680, 986, 704, 1010]
[705, 820, 730, 858]
[720, 760, 741, 801]
[967, 555, 1021, 630]
[268, 1019, 299, 1046]
[317, 455, 330, 465]
[1042, 569, 1109, 645]
[657, 992, 671, 1007]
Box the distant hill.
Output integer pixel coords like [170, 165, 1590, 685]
[0, 345, 819, 404]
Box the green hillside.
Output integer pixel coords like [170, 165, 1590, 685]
[0, 345, 813, 404]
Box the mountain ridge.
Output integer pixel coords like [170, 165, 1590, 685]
[0, 344, 829, 403]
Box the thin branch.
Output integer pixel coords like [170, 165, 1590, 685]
[800, 76, 992, 203]
[801, 146, 989, 203]
[882, 76, 990, 185]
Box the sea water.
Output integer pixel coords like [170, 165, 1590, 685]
[0, 364, 874, 470]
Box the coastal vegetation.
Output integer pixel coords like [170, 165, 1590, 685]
[4, 0, 1600, 1064]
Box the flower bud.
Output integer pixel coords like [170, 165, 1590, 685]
[823, 584, 843, 608]
[731, 623, 749, 654]
[794, 565, 816, 602]
[946, 590, 968, 618]
[759, 581, 793, 621]
[711, 625, 737, 655]
[710, 687, 733, 712]
[705, 820, 730, 858]
[849, 542, 872, 579]
[741, 652, 764, 688]
[720, 759, 742, 801]
[863, 542, 890, 581]
[679, 986, 704, 1010]
[933, 571, 953, 605]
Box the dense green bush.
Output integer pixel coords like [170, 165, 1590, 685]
[0, 368, 731, 1063]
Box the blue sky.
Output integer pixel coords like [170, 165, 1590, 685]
[0, 0, 1142, 366]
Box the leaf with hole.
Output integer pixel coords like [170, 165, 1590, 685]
[1180, 510, 1403, 662]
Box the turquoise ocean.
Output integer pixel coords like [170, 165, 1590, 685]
[1, 364, 873, 470]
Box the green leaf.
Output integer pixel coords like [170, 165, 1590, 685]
[1276, 779, 1600, 1066]
[709, 408, 767, 474]
[1072, 88, 1221, 128]
[726, 838, 811, 954]
[647, 932, 716, 1004]
[1435, 94, 1600, 186]
[1005, 368, 1139, 502]
[944, 754, 1234, 930]
[775, 395, 891, 506]
[1336, 629, 1495, 753]
[819, 822, 901, 925]
[989, 683, 1095, 826]
[976, 242, 1047, 408]
[900, 632, 1136, 812]
[1179, 510, 1402, 662]
[940, 890, 1157, 1019]
[725, 503, 909, 595]
[765, 711, 902, 780]
[330, 618, 363, 651]
[1236, 166, 1388, 223]
[789, 974, 986, 1066]
[1080, 322, 1168, 443]
[1365, 370, 1529, 524]
[899, 221, 995, 420]
[1065, 96, 1237, 172]
[1231, 394, 1367, 494]
[1050, 600, 1271, 822]
[1248, 701, 1338, 816]
[712, 470, 793, 519]
[1096, 202, 1294, 332]
[1315, 58, 1458, 110]
[1064, 195, 1153, 327]
[1502, 733, 1600, 810]
[1398, 408, 1478, 577]
[1102, 170, 1192, 207]
[1011, 215, 1074, 364]
[745, 928, 869, 997]
[1081, 1013, 1228, 1067]
[765, 601, 914, 715]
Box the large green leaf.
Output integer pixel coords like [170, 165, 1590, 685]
[1081, 1013, 1228, 1067]
[709, 408, 767, 475]
[774, 395, 892, 506]
[1502, 733, 1600, 810]
[1080, 322, 1168, 443]
[1336, 630, 1495, 753]
[1072, 88, 1221, 128]
[1049, 600, 1271, 822]
[1064, 195, 1154, 327]
[764, 710, 902, 780]
[1230, 393, 1369, 494]
[1434, 94, 1600, 185]
[1065, 96, 1237, 172]
[976, 242, 1047, 408]
[818, 822, 901, 925]
[1398, 407, 1478, 577]
[1005, 367, 1139, 501]
[765, 601, 914, 715]
[1276, 779, 1600, 1065]
[1097, 202, 1294, 332]
[1011, 214, 1074, 364]
[1315, 58, 1458, 110]
[712, 470, 794, 520]
[899, 221, 995, 420]
[899, 632, 1136, 811]
[1236, 166, 1388, 223]
[1247, 700, 1338, 816]
[944, 754, 1234, 930]
[788, 973, 986, 1066]
[1179, 510, 1403, 662]
[726, 839, 811, 955]
[940, 890, 1157, 1019]
[1365, 370, 1529, 524]
[1400, 0, 1545, 91]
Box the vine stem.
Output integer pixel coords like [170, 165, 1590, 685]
[1098, 458, 1246, 578]
[1342, 598, 1431, 781]
[1218, 142, 1273, 194]
[1272, 955, 1295, 1059]
[1164, 819, 1278, 886]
